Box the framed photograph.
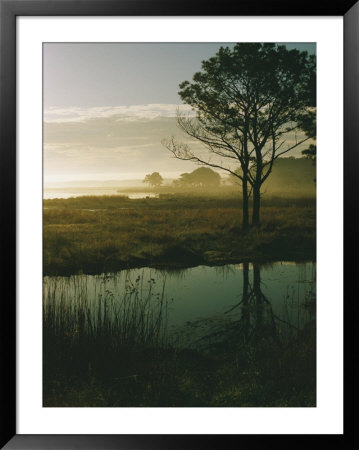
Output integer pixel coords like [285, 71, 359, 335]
[1, 0, 354, 448]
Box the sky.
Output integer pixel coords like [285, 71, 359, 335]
[43, 43, 316, 185]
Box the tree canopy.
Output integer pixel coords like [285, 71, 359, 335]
[163, 43, 316, 227]
[143, 172, 164, 187]
[298, 108, 316, 162]
[175, 167, 221, 188]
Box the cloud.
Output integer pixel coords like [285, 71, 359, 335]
[43, 104, 310, 182]
[44, 103, 194, 123]
[43, 108, 203, 179]
[44, 114, 186, 150]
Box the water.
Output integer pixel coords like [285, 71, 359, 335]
[44, 262, 315, 350]
[44, 188, 158, 200]
[126, 192, 158, 199]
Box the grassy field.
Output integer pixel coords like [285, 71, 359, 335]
[43, 193, 316, 276]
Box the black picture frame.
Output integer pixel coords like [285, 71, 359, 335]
[1, 0, 355, 448]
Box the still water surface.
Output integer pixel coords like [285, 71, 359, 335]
[44, 262, 315, 349]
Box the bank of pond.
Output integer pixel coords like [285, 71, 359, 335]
[43, 261, 316, 407]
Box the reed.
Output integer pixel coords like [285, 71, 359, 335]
[44, 272, 168, 346]
[43, 272, 173, 406]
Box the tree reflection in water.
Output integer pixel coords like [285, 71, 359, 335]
[178, 262, 315, 354]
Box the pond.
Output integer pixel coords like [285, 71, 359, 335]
[43, 261, 315, 351]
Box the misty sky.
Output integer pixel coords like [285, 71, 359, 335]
[43, 43, 316, 184]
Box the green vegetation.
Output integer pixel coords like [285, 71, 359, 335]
[43, 192, 315, 276]
[43, 273, 315, 407]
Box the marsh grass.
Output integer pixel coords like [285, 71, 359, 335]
[43, 273, 169, 347]
[43, 272, 174, 405]
[43, 194, 316, 275]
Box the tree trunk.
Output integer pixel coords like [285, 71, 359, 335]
[252, 184, 261, 226]
[253, 263, 263, 330]
[241, 262, 250, 340]
[242, 261, 249, 301]
[242, 177, 249, 230]
[253, 263, 261, 302]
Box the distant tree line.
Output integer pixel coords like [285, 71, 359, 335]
[173, 167, 221, 188]
[143, 168, 221, 189]
[143, 158, 315, 193]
